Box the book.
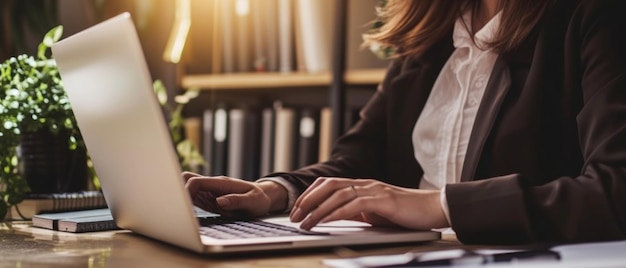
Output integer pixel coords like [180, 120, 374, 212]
[318, 107, 333, 162]
[228, 107, 261, 180]
[295, 0, 335, 73]
[278, 0, 294, 73]
[264, 0, 280, 72]
[211, 105, 229, 176]
[235, 0, 252, 72]
[259, 107, 276, 175]
[221, 0, 236, 73]
[58, 214, 119, 233]
[273, 105, 297, 172]
[242, 107, 261, 180]
[211, 0, 223, 73]
[297, 107, 320, 168]
[293, 0, 306, 72]
[6, 191, 107, 220]
[227, 108, 246, 179]
[251, 0, 267, 72]
[202, 108, 214, 175]
[32, 208, 115, 232]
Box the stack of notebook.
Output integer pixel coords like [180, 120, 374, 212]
[7, 191, 107, 220]
[31, 208, 118, 233]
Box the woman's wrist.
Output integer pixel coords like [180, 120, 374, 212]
[257, 181, 288, 213]
[426, 190, 450, 228]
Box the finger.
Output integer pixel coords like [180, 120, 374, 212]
[192, 191, 223, 213]
[185, 177, 272, 217]
[290, 178, 325, 219]
[292, 177, 347, 219]
[316, 195, 383, 226]
[182, 171, 203, 183]
[298, 186, 359, 229]
[185, 176, 249, 197]
[215, 190, 271, 218]
[216, 191, 264, 212]
[292, 178, 358, 222]
[291, 177, 327, 211]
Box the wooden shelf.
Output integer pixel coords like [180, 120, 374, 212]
[182, 72, 331, 90]
[181, 69, 386, 90]
[344, 68, 386, 85]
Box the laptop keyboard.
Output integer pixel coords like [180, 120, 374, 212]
[198, 218, 325, 240]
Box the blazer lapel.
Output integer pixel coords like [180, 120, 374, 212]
[460, 57, 512, 182]
[384, 41, 456, 188]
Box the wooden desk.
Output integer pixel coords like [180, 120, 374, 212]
[1, 222, 463, 267]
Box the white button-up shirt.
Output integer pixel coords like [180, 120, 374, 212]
[415, 11, 501, 190]
[414, 11, 502, 223]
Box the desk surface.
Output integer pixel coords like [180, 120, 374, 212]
[0, 221, 463, 267]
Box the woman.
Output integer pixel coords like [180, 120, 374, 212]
[185, 0, 626, 244]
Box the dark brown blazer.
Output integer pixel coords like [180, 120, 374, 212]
[269, 0, 626, 244]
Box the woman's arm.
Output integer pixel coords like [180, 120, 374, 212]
[447, 0, 626, 244]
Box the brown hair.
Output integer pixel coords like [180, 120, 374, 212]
[364, 0, 555, 57]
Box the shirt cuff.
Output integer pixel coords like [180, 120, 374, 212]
[440, 185, 452, 226]
[256, 177, 300, 214]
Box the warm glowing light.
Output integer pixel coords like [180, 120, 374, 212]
[235, 0, 250, 17]
[163, 0, 191, 63]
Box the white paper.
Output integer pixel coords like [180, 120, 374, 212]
[323, 240, 626, 268]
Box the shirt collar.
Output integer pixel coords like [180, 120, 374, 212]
[453, 10, 502, 49]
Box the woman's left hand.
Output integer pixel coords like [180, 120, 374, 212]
[289, 177, 449, 230]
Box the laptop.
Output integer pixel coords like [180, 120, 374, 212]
[51, 12, 440, 254]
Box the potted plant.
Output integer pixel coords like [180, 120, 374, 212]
[0, 26, 90, 219]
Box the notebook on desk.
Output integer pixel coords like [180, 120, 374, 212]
[50, 12, 440, 254]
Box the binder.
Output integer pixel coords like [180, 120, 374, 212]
[211, 105, 229, 176]
[259, 107, 276, 175]
[297, 107, 320, 168]
[273, 106, 297, 172]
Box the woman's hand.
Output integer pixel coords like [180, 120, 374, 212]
[182, 172, 287, 218]
[289, 177, 449, 230]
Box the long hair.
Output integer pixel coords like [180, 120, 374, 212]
[364, 0, 555, 58]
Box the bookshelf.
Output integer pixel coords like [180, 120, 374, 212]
[176, 0, 387, 177]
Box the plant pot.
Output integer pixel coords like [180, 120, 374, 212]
[18, 129, 88, 194]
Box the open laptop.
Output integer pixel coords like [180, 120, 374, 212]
[51, 12, 440, 254]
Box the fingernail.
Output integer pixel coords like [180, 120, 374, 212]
[216, 197, 230, 208]
[300, 218, 313, 230]
[291, 208, 303, 222]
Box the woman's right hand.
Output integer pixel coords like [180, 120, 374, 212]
[182, 172, 286, 218]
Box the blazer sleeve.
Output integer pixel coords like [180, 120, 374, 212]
[264, 59, 405, 193]
[446, 0, 626, 244]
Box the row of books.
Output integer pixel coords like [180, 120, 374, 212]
[184, 0, 388, 75]
[184, 104, 361, 180]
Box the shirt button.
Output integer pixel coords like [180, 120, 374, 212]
[473, 75, 487, 89]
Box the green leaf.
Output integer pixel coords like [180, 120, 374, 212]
[39, 25, 64, 59]
[153, 80, 168, 105]
[43, 25, 63, 46]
